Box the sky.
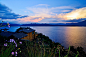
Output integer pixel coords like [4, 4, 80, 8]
[0, 0, 86, 24]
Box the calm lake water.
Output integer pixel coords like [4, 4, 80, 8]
[0, 26, 86, 52]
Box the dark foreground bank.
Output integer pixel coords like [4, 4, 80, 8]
[0, 33, 86, 57]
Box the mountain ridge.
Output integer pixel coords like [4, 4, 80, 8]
[0, 20, 86, 26]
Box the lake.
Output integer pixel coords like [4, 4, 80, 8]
[0, 26, 86, 52]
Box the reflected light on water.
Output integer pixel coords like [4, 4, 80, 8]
[65, 27, 86, 50]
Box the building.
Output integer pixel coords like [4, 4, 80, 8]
[0, 31, 16, 38]
[11, 33, 28, 39]
[0, 28, 16, 38]
[0, 27, 38, 41]
[15, 27, 36, 41]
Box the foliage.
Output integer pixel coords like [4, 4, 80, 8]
[0, 32, 86, 57]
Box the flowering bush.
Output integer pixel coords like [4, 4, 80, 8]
[3, 39, 22, 57]
[0, 21, 10, 28]
[7, 22, 10, 28]
[4, 43, 7, 46]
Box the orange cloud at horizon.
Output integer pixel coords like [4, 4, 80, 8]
[16, 16, 45, 23]
[58, 7, 86, 20]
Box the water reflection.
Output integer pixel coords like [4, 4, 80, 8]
[64, 27, 86, 51]
[0, 26, 20, 32]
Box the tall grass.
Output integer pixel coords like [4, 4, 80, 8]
[0, 39, 80, 57]
[25, 39, 80, 57]
[0, 33, 82, 57]
[0, 43, 15, 57]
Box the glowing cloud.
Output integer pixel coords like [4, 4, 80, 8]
[16, 16, 45, 23]
[58, 7, 86, 20]
[22, 5, 74, 23]
[1, 3, 79, 23]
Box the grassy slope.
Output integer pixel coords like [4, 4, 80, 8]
[0, 33, 86, 57]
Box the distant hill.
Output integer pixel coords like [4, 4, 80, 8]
[0, 23, 8, 26]
[76, 20, 86, 26]
[21, 23, 52, 26]
[0, 23, 21, 26]
[10, 24, 20, 26]
[68, 20, 86, 26]
[0, 20, 86, 26]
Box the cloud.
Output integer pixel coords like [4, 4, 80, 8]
[9, 4, 75, 23]
[25, 4, 86, 23]
[61, 10, 71, 12]
[49, 20, 59, 22]
[58, 7, 86, 20]
[35, 4, 49, 7]
[24, 4, 75, 22]
[8, 16, 44, 24]
[27, 5, 74, 16]
[0, 3, 28, 19]
[61, 18, 86, 22]
[51, 6, 75, 10]
[2, 3, 84, 24]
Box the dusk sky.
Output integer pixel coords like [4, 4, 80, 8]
[0, 0, 86, 24]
